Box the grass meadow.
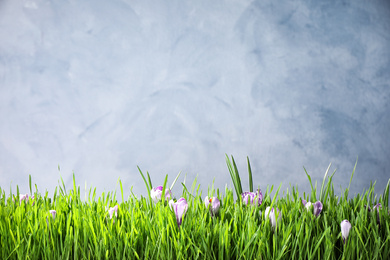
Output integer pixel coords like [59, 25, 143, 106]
[0, 156, 389, 259]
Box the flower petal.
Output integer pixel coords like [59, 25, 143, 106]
[150, 186, 163, 203]
[20, 194, 29, 203]
[341, 219, 352, 244]
[313, 201, 323, 217]
[256, 189, 263, 206]
[304, 201, 312, 211]
[169, 199, 175, 210]
[108, 205, 118, 219]
[266, 207, 282, 228]
[49, 210, 57, 220]
[265, 206, 271, 217]
[204, 196, 210, 208]
[210, 197, 220, 216]
[173, 198, 188, 227]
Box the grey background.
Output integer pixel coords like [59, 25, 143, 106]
[1, 0, 389, 200]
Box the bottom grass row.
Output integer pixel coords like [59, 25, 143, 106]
[0, 158, 389, 259]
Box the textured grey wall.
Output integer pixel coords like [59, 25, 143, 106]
[1, 0, 389, 200]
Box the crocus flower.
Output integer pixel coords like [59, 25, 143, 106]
[20, 194, 29, 203]
[340, 219, 352, 244]
[365, 203, 382, 225]
[169, 198, 188, 228]
[241, 189, 263, 206]
[204, 196, 220, 217]
[265, 206, 282, 228]
[373, 203, 382, 225]
[150, 186, 171, 203]
[108, 205, 118, 219]
[372, 203, 382, 211]
[302, 199, 323, 217]
[49, 210, 57, 220]
[46, 210, 57, 228]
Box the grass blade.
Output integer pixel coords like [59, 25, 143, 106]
[319, 163, 331, 202]
[247, 156, 253, 192]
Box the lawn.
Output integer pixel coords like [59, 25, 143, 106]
[0, 155, 389, 259]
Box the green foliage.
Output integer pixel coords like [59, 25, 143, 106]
[0, 161, 389, 259]
[226, 154, 254, 199]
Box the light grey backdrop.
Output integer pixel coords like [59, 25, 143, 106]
[1, 0, 389, 200]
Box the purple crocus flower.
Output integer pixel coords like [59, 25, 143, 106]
[49, 210, 57, 220]
[46, 210, 57, 227]
[241, 189, 263, 206]
[302, 199, 323, 217]
[365, 203, 381, 212]
[108, 205, 119, 219]
[372, 203, 382, 211]
[365, 203, 382, 225]
[341, 219, 352, 244]
[20, 194, 29, 203]
[169, 198, 188, 228]
[150, 186, 171, 203]
[265, 206, 282, 228]
[373, 203, 382, 225]
[204, 196, 220, 217]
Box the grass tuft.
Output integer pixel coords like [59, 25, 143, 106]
[0, 157, 389, 259]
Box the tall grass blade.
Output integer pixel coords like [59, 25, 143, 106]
[137, 166, 152, 205]
[119, 179, 124, 203]
[304, 166, 316, 201]
[382, 179, 390, 208]
[345, 157, 358, 201]
[170, 171, 182, 190]
[146, 171, 153, 191]
[231, 156, 243, 195]
[225, 154, 241, 199]
[319, 163, 331, 202]
[162, 174, 168, 203]
[247, 156, 253, 192]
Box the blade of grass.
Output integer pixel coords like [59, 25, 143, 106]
[119, 179, 124, 203]
[137, 166, 152, 205]
[29, 175, 32, 195]
[170, 171, 182, 191]
[304, 166, 316, 201]
[345, 157, 358, 201]
[226, 154, 240, 199]
[146, 171, 153, 191]
[382, 179, 390, 208]
[247, 156, 253, 192]
[319, 163, 331, 202]
[231, 156, 243, 195]
[162, 174, 168, 203]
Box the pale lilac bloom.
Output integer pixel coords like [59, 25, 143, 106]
[20, 194, 29, 203]
[373, 203, 382, 225]
[49, 210, 57, 220]
[169, 198, 188, 227]
[341, 219, 352, 244]
[265, 206, 282, 228]
[241, 189, 263, 206]
[373, 203, 382, 211]
[365, 203, 381, 212]
[204, 196, 220, 217]
[365, 203, 382, 225]
[150, 186, 171, 203]
[302, 199, 323, 217]
[46, 210, 57, 227]
[108, 205, 119, 219]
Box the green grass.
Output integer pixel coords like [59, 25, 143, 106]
[0, 157, 389, 260]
